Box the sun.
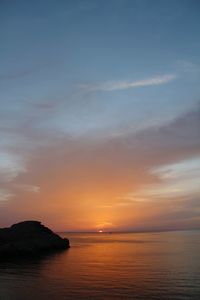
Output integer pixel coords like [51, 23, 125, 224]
[98, 230, 103, 233]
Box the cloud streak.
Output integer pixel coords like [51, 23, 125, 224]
[80, 74, 177, 92]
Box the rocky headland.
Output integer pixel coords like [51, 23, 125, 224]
[0, 221, 70, 257]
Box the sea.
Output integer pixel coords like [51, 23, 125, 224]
[0, 231, 200, 300]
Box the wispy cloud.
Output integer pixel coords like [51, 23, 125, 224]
[0, 104, 199, 230]
[0, 61, 56, 82]
[80, 74, 177, 92]
[0, 189, 13, 202]
[176, 60, 200, 74]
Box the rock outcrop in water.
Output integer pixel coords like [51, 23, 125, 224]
[0, 221, 70, 257]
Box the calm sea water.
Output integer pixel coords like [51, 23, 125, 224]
[0, 231, 200, 300]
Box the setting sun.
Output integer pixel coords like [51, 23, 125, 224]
[98, 230, 103, 233]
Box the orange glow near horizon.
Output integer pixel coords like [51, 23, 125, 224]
[0, 0, 200, 235]
[0, 120, 199, 232]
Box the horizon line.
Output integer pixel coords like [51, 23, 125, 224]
[57, 227, 200, 234]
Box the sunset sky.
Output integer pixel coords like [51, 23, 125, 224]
[0, 0, 200, 231]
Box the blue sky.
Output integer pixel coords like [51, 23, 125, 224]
[0, 0, 200, 231]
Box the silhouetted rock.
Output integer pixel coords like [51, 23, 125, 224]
[0, 221, 70, 257]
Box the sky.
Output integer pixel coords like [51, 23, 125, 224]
[0, 0, 200, 231]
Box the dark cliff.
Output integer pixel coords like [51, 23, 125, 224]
[0, 221, 70, 257]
